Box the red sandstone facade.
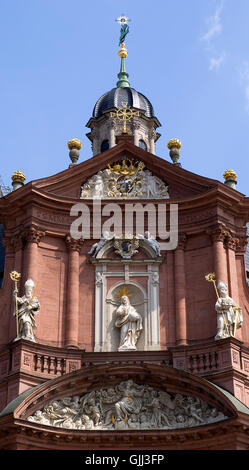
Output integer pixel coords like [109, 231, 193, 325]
[1, 137, 249, 449]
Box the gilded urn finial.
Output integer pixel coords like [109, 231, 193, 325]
[11, 170, 26, 191]
[67, 138, 82, 151]
[167, 139, 182, 166]
[223, 169, 237, 189]
[67, 138, 82, 167]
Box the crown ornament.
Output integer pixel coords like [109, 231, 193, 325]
[223, 169, 237, 189]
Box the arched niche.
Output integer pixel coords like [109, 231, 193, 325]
[106, 281, 147, 352]
[94, 261, 161, 353]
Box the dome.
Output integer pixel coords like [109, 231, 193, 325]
[93, 87, 155, 119]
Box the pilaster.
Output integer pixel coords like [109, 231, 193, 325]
[65, 235, 84, 349]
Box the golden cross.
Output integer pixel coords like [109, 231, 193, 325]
[110, 101, 139, 134]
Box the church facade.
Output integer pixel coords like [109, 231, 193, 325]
[1, 21, 249, 450]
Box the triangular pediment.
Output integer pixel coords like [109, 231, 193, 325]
[29, 140, 220, 200]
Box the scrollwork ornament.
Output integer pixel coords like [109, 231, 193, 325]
[113, 235, 140, 259]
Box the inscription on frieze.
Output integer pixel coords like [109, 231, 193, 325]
[179, 210, 216, 226]
[34, 209, 73, 226]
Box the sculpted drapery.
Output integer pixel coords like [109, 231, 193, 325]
[115, 295, 143, 351]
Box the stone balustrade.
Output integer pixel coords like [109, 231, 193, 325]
[0, 337, 249, 412]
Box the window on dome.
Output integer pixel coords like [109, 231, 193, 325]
[101, 140, 110, 153]
[139, 140, 147, 151]
[0, 225, 5, 288]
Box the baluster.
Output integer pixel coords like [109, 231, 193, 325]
[35, 354, 42, 372]
[209, 352, 214, 370]
[57, 358, 62, 375]
[198, 354, 204, 373]
[192, 355, 198, 373]
[214, 351, 219, 369]
[196, 354, 200, 372]
[43, 355, 49, 374]
[188, 356, 194, 373]
[50, 356, 55, 375]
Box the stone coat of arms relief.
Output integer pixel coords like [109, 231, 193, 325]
[80, 158, 169, 199]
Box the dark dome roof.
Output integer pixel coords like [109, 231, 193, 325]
[93, 87, 155, 119]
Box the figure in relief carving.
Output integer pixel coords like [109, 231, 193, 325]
[215, 281, 243, 340]
[113, 380, 143, 421]
[145, 170, 169, 198]
[92, 175, 104, 198]
[13, 278, 40, 342]
[27, 380, 227, 431]
[88, 231, 114, 257]
[80, 393, 102, 427]
[115, 295, 143, 351]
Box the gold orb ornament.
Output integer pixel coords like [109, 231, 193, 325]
[223, 169, 237, 181]
[11, 170, 26, 183]
[118, 43, 128, 58]
[67, 138, 82, 150]
[167, 138, 182, 150]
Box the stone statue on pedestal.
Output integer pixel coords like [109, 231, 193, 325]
[13, 278, 40, 342]
[115, 295, 143, 351]
[215, 281, 243, 340]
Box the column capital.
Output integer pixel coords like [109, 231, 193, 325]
[208, 224, 229, 243]
[225, 234, 240, 251]
[235, 236, 248, 254]
[65, 235, 84, 252]
[22, 227, 45, 245]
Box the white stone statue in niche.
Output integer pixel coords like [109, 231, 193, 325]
[138, 231, 161, 257]
[115, 295, 143, 351]
[88, 231, 114, 257]
[215, 280, 243, 340]
[13, 278, 40, 342]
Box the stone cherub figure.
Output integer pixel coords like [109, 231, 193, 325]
[138, 231, 161, 257]
[88, 231, 114, 258]
[13, 278, 40, 342]
[215, 280, 243, 340]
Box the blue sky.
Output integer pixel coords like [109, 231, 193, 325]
[0, 0, 249, 195]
